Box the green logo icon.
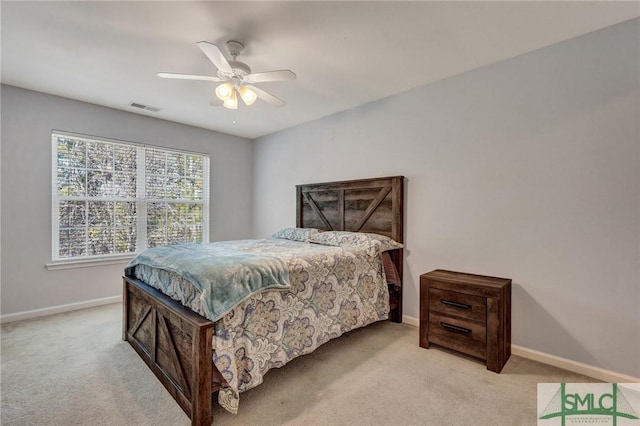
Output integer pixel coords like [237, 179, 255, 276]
[539, 383, 639, 426]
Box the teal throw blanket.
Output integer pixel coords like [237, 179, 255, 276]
[128, 243, 290, 321]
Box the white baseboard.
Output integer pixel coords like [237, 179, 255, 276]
[511, 345, 639, 383]
[400, 314, 638, 383]
[0, 295, 121, 324]
[402, 314, 419, 327]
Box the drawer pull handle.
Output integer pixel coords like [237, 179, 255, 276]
[440, 322, 471, 334]
[440, 299, 471, 310]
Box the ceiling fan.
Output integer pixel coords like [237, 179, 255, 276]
[158, 40, 296, 109]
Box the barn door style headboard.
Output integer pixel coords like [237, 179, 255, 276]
[296, 176, 404, 322]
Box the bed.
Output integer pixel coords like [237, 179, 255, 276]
[122, 176, 404, 425]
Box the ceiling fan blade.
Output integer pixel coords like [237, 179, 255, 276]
[196, 41, 232, 74]
[157, 72, 222, 82]
[246, 70, 296, 83]
[246, 85, 286, 107]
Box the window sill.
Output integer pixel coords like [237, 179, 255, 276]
[45, 255, 134, 271]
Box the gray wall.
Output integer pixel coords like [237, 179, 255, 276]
[0, 85, 253, 314]
[253, 19, 640, 377]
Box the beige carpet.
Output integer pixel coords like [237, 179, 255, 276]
[1, 303, 597, 426]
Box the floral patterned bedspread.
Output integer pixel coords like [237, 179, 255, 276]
[133, 238, 389, 414]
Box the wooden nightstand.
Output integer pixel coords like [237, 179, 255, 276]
[419, 269, 512, 373]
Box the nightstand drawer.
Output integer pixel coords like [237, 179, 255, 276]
[429, 312, 486, 346]
[429, 287, 486, 322]
[429, 332, 487, 360]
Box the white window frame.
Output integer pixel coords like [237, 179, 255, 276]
[48, 131, 209, 269]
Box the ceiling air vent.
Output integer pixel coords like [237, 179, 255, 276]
[128, 102, 161, 112]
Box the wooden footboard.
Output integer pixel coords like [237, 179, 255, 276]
[123, 276, 220, 426]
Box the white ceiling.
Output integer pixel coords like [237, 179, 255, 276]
[2, 1, 639, 139]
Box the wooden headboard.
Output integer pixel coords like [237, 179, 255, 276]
[296, 176, 404, 322]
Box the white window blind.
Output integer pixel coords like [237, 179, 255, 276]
[52, 132, 209, 261]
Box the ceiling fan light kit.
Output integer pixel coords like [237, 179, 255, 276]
[238, 86, 257, 106]
[215, 82, 233, 100]
[158, 39, 296, 110]
[214, 77, 258, 109]
[223, 87, 238, 110]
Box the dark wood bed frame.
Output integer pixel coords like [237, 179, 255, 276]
[122, 176, 404, 425]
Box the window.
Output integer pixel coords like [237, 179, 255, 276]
[52, 132, 209, 261]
